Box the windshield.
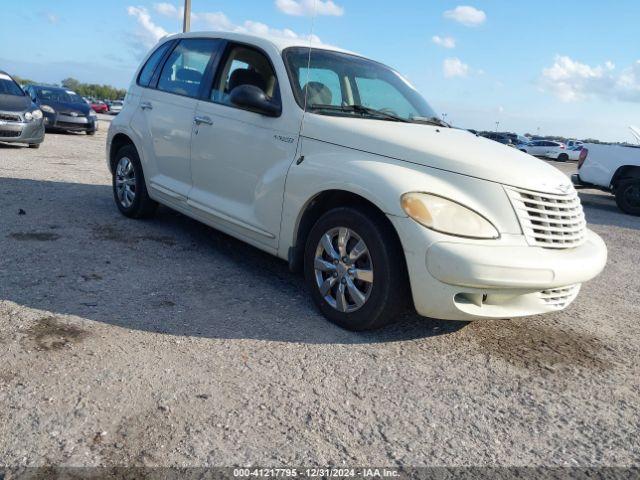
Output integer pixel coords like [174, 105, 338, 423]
[283, 47, 438, 123]
[0, 73, 25, 97]
[36, 87, 85, 104]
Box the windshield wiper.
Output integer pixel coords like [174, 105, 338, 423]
[308, 104, 409, 123]
[410, 116, 450, 127]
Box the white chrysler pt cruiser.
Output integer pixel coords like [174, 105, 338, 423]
[107, 32, 607, 331]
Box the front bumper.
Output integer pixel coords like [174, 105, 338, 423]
[0, 118, 45, 144]
[44, 112, 97, 132]
[390, 216, 607, 321]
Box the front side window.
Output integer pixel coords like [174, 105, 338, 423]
[157, 39, 219, 98]
[283, 47, 440, 124]
[138, 41, 173, 87]
[211, 45, 280, 107]
[0, 72, 25, 97]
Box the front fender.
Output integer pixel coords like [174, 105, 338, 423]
[278, 137, 522, 259]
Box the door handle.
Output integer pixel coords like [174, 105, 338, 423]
[194, 115, 213, 126]
[140, 101, 153, 110]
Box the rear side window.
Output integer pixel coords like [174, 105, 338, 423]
[138, 42, 173, 87]
[157, 39, 220, 98]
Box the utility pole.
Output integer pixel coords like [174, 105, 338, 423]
[183, 0, 191, 32]
[495, 121, 500, 132]
[442, 113, 448, 123]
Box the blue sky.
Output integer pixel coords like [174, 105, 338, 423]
[2, 1, 639, 142]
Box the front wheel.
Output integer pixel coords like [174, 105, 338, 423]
[28, 143, 40, 149]
[615, 178, 640, 216]
[112, 145, 157, 218]
[557, 153, 569, 162]
[304, 207, 408, 331]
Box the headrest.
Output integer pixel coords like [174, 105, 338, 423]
[176, 68, 203, 83]
[228, 69, 267, 93]
[303, 81, 332, 106]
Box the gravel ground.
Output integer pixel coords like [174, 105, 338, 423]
[0, 118, 639, 469]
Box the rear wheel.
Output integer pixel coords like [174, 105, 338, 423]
[304, 207, 408, 331]
[112, 145, 157, 218]
[558, 153, 569, 162]
[615, 178, 640, 216]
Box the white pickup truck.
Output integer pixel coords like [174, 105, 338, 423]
[572, 127, 640, 215]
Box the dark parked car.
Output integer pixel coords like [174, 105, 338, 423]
[0, 70, 45, 148]
[25, 85, 97, 135]
[481, 132, 514, 146]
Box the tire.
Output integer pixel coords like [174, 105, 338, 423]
[112, 144, 157, 219]
[28, 143, 40, 149]
[615, 178, 640, 216]
[87, 130, 96, 136]
[304, 206, 408, 331]
[558, 153, 569, 162]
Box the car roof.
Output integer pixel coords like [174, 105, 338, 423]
[162, 30, 355, 56]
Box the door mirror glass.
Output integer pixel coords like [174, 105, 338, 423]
[229, 84, 281, 117]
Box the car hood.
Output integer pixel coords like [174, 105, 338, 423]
[302, 114, 572, 194]
[41, 100, 91, 115]
[0, 93, 31, 112]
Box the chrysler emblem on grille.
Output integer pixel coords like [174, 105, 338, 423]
[558, 184, 571, 193]
[70, 112, 79, 117]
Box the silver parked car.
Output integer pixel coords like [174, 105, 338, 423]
[0, 70, 45, 148]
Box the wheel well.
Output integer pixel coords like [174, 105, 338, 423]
[611, 166, 640, 190]
[109, 133, 136, 173]
[289, 190, 406, 274]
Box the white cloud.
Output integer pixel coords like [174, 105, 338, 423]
[541, 55, 640, 103]
[443, 6, 486, 26]
[127, 6, 168, 48]
[275, 0, 344, 16]
[129, 3, 322, 54]
[154, 2, 180, 18]
[44, 12, 60, 24]
[443, 57, 469, 78]
[432, 35, 456, 49]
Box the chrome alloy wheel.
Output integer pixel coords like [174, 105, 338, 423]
[314, 227, 374, 313]
[115, 157, 136, 208]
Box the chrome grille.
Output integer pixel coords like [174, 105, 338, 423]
[539, 284, 581, 309]
[506, 186, 586, 249]
[0, 112, 21, 122]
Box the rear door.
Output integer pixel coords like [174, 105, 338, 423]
[131, 38, 222, 203]
[188, 42, 300, 250]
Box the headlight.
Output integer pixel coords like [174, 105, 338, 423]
[401, 192, 499, 239]
[31, 109, 43, 120]
[24, 111, 33, 121]
[88, 110, 97, 117]
[41, 105, 55, 114]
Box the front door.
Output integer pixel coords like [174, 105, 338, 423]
[189, 43, 300, 250]
[135, 38, 221, 201]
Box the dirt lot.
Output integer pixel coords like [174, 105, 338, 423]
[1, 118, 639, 469]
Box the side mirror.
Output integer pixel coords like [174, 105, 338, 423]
[229, 85, 281, 117]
